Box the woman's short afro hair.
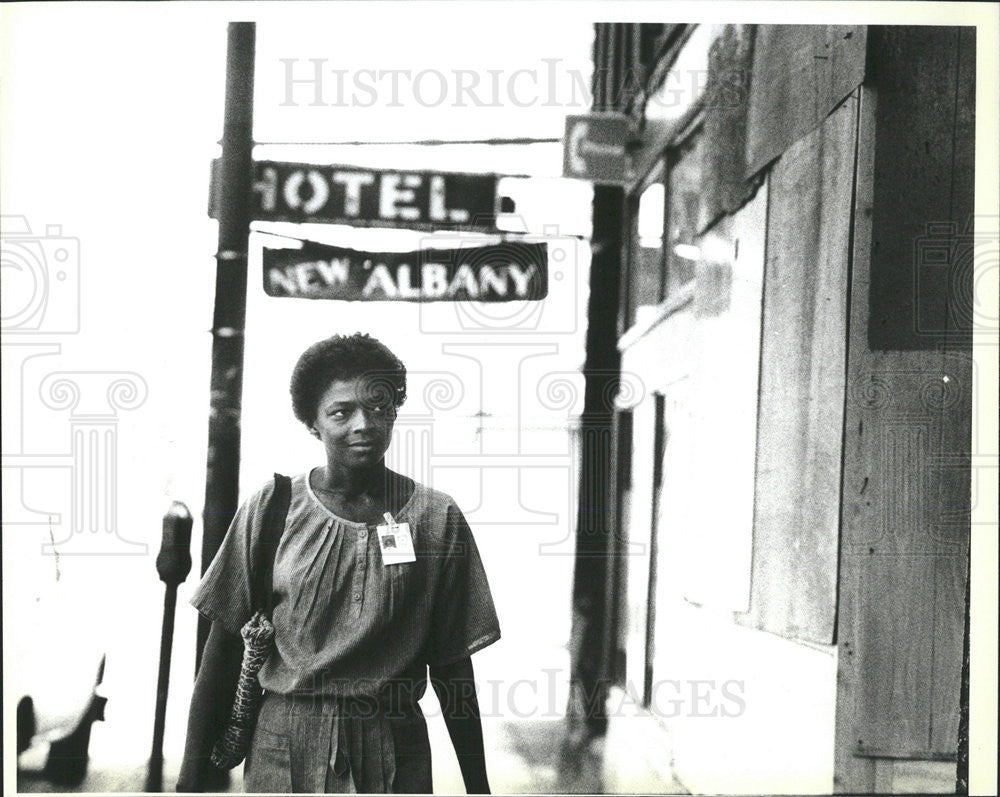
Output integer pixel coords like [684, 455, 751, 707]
[290, 333, 407, 427]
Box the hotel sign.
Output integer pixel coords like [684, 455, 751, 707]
[263, 240, 547, 302]
[210, 160, 500, 230]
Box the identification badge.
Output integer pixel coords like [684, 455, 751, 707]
[377, 513, 416, 565]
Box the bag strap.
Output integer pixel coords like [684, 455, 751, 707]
[253, 473, 291, 616]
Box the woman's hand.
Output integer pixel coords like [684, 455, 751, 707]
[429, 656, 491, 794]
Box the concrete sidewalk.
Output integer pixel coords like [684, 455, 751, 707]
[17, 642, 619, 794]
[18, 718, 605, 794]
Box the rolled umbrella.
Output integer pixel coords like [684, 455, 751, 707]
[210, 611, 275, 770]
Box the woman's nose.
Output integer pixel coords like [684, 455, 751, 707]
[350, 407, 384, 431]
[350, 409, 372, 430]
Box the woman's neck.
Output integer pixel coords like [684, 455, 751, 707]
[317, 460, 388, 498]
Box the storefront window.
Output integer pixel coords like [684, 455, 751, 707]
[626, 177, 665, 328]
[664, 130, 704, 297]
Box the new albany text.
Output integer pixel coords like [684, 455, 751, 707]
[263, 241, 548, 302]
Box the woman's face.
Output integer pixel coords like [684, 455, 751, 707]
[310, 376, 396, 468]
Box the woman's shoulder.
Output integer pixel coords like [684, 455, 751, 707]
[241, 471, 311, 511]
[405, 477, 459, 511]
[401, 476, 468, 534]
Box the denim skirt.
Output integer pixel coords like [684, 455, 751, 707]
[244, 692, 433, 794]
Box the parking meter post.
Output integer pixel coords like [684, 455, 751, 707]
[146, 502, 193, 793]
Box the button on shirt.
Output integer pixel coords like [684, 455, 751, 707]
[191, 470, 501, 699]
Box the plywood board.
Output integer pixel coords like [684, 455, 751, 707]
[832, 85, 878, 794]
[836, 66, 972, 783]
[745, 25, 867, 178]
[866, 26, 975, 350]
[747, 94, 858, 644]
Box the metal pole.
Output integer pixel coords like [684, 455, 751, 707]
[566, 22, 624, 744]
[147, 502, 193, 792]
[198, 21, 256, 669]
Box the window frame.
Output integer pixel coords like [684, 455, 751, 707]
[620, 158, 667, 336]
[661, 116, 706, 300]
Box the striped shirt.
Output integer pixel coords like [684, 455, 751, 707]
[191, 470, 501, 699]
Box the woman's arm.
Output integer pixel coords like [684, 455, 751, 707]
[175, 621, 244, 792]
[430, 656, 490, 794]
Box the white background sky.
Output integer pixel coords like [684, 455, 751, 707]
[2, 2, 997, 793]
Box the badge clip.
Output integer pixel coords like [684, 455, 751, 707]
[377, 513, 415, 564]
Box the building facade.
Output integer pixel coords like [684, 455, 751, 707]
[573, 24, 974, 794]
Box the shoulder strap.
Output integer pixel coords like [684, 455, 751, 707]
[253, 473, 291, 616]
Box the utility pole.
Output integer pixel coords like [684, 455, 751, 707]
[567, 22, 625, 746]
[198, 21, 256, 669]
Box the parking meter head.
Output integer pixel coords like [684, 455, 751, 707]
[156, 502, 193, 586]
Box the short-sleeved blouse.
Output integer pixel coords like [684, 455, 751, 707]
[190, 470, 501, 700]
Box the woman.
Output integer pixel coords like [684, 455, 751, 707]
[178, 333, 500, 793]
